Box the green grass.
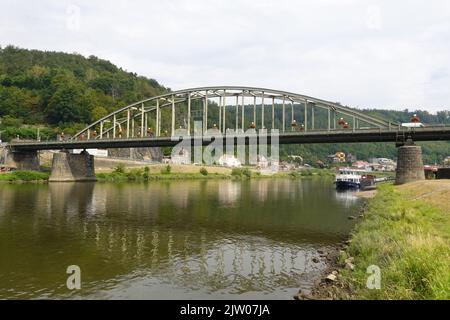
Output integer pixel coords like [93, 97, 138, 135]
[0, 170, 50, 182]
[96, 165, 336, 182]
[96, 165, 232, 181]
[96, 171, 232, 181]
[339, 184, 450, 299]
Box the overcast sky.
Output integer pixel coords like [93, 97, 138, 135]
[1, 0, 450, 112]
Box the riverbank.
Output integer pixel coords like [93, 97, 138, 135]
[308, 181, 450, 300]
[0, 166, 335, 183]
[0, 170, 49, 182]
[96, 164, 335, 182]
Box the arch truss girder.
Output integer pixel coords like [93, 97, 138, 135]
[72, 86, 399, 140]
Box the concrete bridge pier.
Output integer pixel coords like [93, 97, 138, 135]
[395, 142, 425, 185]
[4, 150, 40, 170]
[49, 150, 97, 182]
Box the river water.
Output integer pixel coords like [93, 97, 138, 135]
[0, 178, 361, 299]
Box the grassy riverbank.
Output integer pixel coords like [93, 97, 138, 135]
[0, 166, 335, 183]
[337, 181, 450, 299]
[96, 164, 335, 182]
[96, 165, 233, 181]
[0, 170, 50, 182]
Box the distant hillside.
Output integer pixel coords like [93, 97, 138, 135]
[0, 45, 168, 129]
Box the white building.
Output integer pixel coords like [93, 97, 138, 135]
[218, 154, 242, 167]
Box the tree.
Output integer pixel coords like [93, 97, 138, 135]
[46, 82, 90, 124]
[90, 106, 108, 121]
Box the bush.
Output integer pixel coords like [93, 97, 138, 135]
[231, 167, 252, 178]
[161, 165, 171, 174]
[242, 168, 252, 178]
[231, 168, 242, 176]
[143, 166, 150, 180]
[113, 163, 126, 174]
[126, 168, 143, 180]
[200, 167, 208, 176]
[289, 171, 300, 178]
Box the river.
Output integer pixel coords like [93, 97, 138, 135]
[0, 178, 362, 299]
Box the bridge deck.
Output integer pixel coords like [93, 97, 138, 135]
[8, 127, 450, 151]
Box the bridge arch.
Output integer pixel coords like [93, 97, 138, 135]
[72, 86, 399, 140]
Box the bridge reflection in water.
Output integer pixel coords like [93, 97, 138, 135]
[0, 179, 361, 299]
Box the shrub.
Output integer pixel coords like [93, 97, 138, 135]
[127, 168, 143, 180]
[143, 166, 150, 180]
[242, 168, 252, 178]
[161, 165, 171, 174]
[231, 168, 242, 176]
[200, 167, 208, 176]
[289, 171, 300, 178]
[113, 164, 126, 174]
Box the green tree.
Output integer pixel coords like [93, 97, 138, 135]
[46, 82, 90, 124]
[90, 106, 108, 121]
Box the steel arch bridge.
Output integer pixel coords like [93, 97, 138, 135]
[72, 86, 400, 141]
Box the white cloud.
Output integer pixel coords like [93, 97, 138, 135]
[366, 5, 382, 31]
[1, 0, 450, 111]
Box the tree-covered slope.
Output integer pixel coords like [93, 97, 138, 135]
[0, 45, 168, 127]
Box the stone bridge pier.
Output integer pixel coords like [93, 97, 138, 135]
[4, 150, 40, 170]
[395, 142, 425, 185]
[49, 150, 96, 182]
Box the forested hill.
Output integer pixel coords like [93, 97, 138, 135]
[0, 45, 168, 130]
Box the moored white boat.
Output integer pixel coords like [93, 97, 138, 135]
[335, 168, 365, 190]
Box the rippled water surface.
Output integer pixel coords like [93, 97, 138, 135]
[0, 179, 361, 299]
